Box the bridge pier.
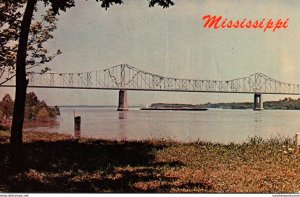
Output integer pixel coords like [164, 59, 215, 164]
[253, 93, 263, 111]
[117, 90, 128, 111]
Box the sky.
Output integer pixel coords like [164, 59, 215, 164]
[2, 0, 300, 106]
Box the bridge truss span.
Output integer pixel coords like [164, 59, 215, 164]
[1, 64, 300, 95]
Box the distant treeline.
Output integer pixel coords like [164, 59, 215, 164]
[202, 97, 300, 110]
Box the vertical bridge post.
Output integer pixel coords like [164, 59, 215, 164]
[117, 90, 128, 111]
[253, 93, 263, 111]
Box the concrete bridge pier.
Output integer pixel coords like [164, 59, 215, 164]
[117, 90, 128, 111]
[253, 93, 263, 111]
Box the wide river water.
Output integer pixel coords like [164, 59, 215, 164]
[24, 107, 300, 144]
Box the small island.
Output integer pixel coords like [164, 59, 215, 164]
[141, 97, 300, 111]
[202, 97, 300, 110]
[141, 103, 208, 111]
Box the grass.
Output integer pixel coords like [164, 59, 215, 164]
[0, 130, 300, 193]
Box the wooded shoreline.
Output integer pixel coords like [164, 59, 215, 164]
[145, 97, 300, 110]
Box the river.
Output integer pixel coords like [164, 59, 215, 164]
[23, 107, 300, 143]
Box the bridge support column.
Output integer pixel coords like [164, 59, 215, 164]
[253, 93, 263, 111]
[117, 90, 128, 111]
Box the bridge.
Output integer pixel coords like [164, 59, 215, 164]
[1, 64, 300, 111]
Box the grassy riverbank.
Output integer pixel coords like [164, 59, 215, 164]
[0, 130, 300, 193]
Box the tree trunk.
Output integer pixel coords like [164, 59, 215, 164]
[10, 0, 37, 169]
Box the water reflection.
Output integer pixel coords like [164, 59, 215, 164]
[74, 116, 81, 138]
[253, 113, 263, 122]
[74, 129, 81, 138]
[118, 111, 128, 140]
[118, 111, 128, 119]
[23, 118, 60, 128]
[253, 112, 263, 137]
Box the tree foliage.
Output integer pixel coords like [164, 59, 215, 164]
[148, 0, 174, 8]
[24, 92, 60, 120]
[37, 107, 49, 119]
[0, 94, 14, 119]
[0, 92, 60, 121]
[0, 2, 22, 78]
[0, 2, 61, 85]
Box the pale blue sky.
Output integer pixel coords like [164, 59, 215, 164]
[2, 0, 300, 106]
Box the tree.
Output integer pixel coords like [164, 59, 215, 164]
[1, 1, 62, 166]
[0, 5, 62, 85]
[1, 0, 67, 167]
[5, 0, 174, 168]
[0, 94, 14, 119]
[0, 110, 4, 120]
[0, 2, 23, 80]
[0, 92, 60, 121]
[24, 91, 39, 120]
[37, 107, 49, 121]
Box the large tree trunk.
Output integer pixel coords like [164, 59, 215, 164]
[10, 0, 37, 169]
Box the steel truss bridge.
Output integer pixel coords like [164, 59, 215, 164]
[1, 64, 300, 94]
[1, 64, 300, 110]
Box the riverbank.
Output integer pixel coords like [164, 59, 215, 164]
[1, 130, 300, 193]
